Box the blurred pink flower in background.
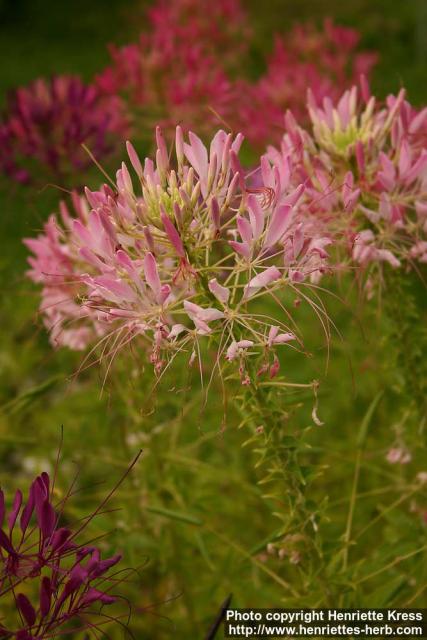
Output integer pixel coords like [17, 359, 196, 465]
[96, 0, 376, 149]
[0, 76, 129, 185]
[96, 0, 248, 138]
[0, 0, 378, 188]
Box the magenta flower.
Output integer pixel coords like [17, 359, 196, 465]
[96, 0, 376, 149]
[96, 0, 244, 137]
[0, 75, 128, 185]
[0, 449, 141, 638]
[146, 0, 248, 64]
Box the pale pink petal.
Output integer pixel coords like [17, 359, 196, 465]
[404, 150, 427, 185]
[226, 341, 239, 361]
[398, 139, 412, 178]
[159, 284, 172, 305]
[208, 278, 230, 304]
[281, 183, 305, 208]
[247, 194, 264, 240]
[264, 204, 293, 248]
[377, 249, 401, 268]
[175, 126, 184, 165]
[184, 131, 208, 182]
[184, 300, 224, 323]
[143, 252, 161, 299]
[161, 212, 185, 257]
[126, 141, 143, 178]
[168, 324, 187, 339]
[155, 126, 169, 173]
[273, 332, 296, 344]
[237, 216, 253, 246]
[226, 340, 254, 361]
[243, 266, 282, 299]
[229, 240, 251, 258]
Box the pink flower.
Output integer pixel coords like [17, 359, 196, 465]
[25, 126, 327, 382]
[0, 76, 128, 185]
[229, 19, 377, 149]
[268, 78, 427, 287]
[243, 267, 282, 300]
[386, 447, 412, 465]
[96, 0, 244, 138]
[97, 1, 376, 150]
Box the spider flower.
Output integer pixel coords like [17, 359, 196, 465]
[25, 127, 332, 382]
[0, 75, 128, 185]
[96, 0, 245, 137]
[97, 1, 376, 148]
[0, 450, 141, 638]
[268, 80, 427, 285]
[146, 0, 249, 67]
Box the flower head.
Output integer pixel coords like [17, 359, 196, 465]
[96, 0, 246, 138]
[268, 79, 427, 287]
[0, 75, 128, 185]
[25, 127, 331, 383]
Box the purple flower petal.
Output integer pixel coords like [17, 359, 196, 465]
[90, 553, 122, 578]
[50, 527, 72, 551]
[20, 485, 35, 534]
[81, 587, 116, 607]
[17, 593, 36, 627]
[40, 576, 52, 617]
[35, 497, 56, 540]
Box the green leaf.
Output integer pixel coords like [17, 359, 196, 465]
[145, 505, 202, 525]
[356, 391, 383, 448]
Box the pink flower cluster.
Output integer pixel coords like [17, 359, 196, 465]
[267, 80, 427, 286]
[23, 73, 427, 377]
[0, 0, 376, 186]
[96, 1, 376, 147]
[96, 0, 247, 140]
[0, 76, 128, 185]
[25, 126, 332, 381]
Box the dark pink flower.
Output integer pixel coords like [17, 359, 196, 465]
[0, 75, 129, 185]
[0, 448, 141, 638]
[97, 0, 376, 149]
